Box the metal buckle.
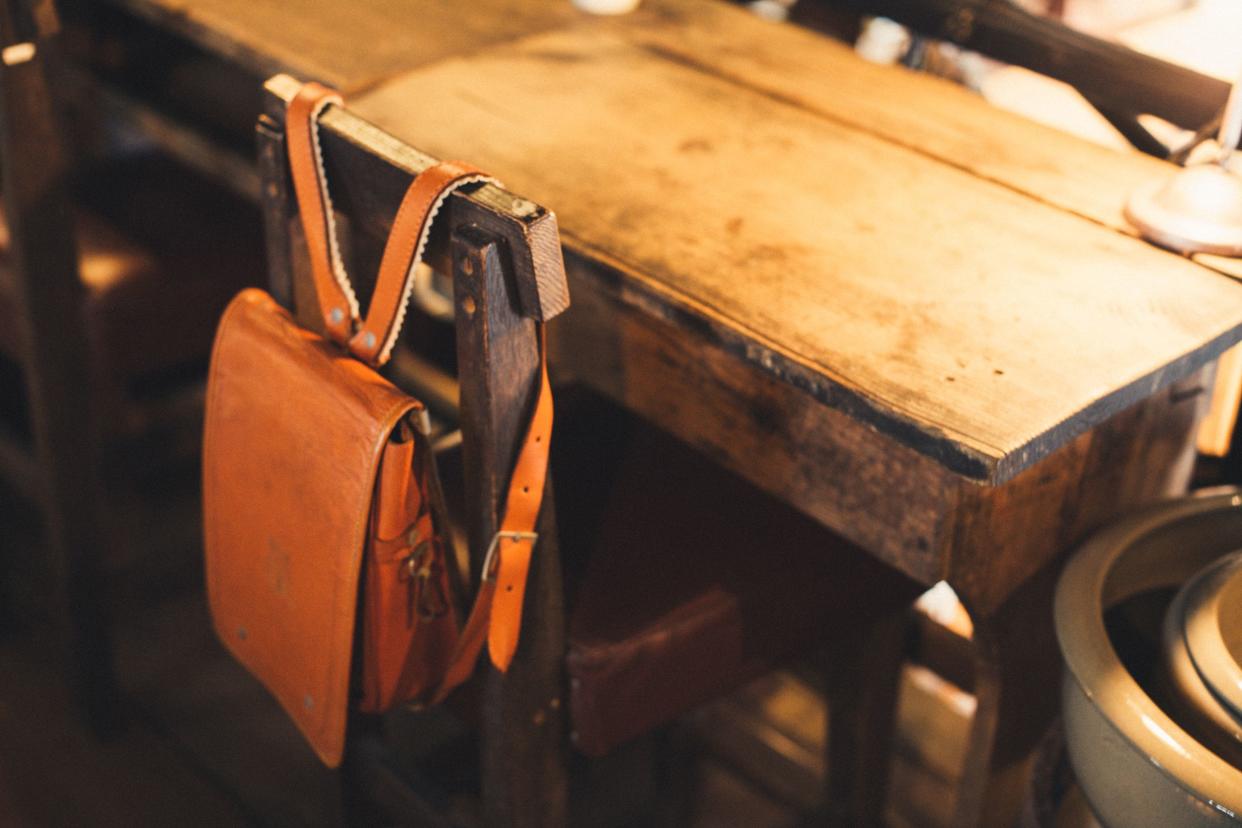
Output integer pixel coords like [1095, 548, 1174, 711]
[481, 530, 539, 581]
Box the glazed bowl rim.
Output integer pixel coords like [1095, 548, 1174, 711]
[1054, 488, 1242, 819]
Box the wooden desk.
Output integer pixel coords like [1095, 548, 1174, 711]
[101, 0, 578, 92]
[97, 0, 1242, 824]
[346, 5, 1242, 824]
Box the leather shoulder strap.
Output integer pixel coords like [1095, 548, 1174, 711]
[286, 82, 356, 345]
[348, 161, 492, 365]
[485, 332, 553, 670]
[286, 81, 495, 367]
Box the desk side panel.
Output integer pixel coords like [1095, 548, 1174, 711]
[553, 259, 953, 587]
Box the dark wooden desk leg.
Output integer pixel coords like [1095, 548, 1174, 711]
[951, 567, 1061, 828]
[453, 228, 568, 828]
[824, 608, 907, 827]
[823, 591, 919, 826]
[945, 372, 1206, 827]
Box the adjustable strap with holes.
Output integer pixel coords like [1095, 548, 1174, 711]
[285, 81, 552, 688]
[432, 337, 551, 698]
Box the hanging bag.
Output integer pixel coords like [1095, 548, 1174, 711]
[203, 81, 552, 767]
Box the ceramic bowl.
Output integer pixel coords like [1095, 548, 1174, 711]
[1055, 489, 1242, 828]
[1157, 551, 1242, 769]
[1162, 550, 1242, 766]
[1182, 550, 1242, 723]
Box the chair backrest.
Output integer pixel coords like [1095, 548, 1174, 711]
[0, 0, 77, 309]
[0, 0, 117, 727]
[255, 72, 568, 568]
[253, 73, 572, 825]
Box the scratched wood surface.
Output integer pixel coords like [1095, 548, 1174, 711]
[100, 0, 579, 92]
[621, 0, 1242, 281]
[351, 7, 1242, 482]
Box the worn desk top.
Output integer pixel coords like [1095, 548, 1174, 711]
[347, 1, 1242, 483]
[105, 0, 578, 92]
[110, 0, 1242, 484]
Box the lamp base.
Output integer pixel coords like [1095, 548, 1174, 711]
[1125, 163, 1242, 257]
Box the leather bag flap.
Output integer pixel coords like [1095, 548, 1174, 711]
[203, 287, 419, 766]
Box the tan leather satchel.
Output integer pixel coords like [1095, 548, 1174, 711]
[203, 82, 552, 767]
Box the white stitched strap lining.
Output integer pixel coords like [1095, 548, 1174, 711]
[377, 173, 498, 364]
[308, 94, 361, 322]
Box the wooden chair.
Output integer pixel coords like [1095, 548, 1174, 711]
[257, 73, 923, 827]
[0, 0, 255, 725]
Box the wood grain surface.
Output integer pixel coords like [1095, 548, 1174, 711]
[103, 0, 579, 92]
[352, 9, 1242, 482]
[623, 1, 1242, 281]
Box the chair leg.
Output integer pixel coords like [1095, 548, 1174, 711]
[23, 367, 120, 736]
[451, 225, 569, 827]
[480, 488, 568, 828]
[0, 4, 120, 733]
[338, 713, 462, 828]
[16, 284, 120, 734]
[339, 715, 387, 828]
[822, 602, 914, 827]
[651, 724, 700, 828]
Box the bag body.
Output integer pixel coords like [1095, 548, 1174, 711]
[358, 420, 459, 712]
[204, 288, 456, 765]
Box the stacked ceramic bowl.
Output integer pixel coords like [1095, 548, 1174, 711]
[1164, 548, 1242, 769]
[1055, 490, 1242, 827]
